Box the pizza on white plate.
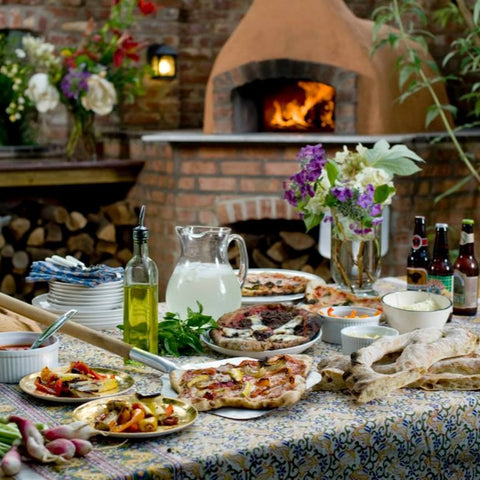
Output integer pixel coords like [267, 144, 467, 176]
[169, 354, 313, 411]
[209, 303, 322, 352]
[241, 270, 323, 297]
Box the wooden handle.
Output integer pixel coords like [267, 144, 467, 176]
[0, 292, 132, 360]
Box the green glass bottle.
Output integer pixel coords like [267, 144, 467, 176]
[123, 205, 158, 363]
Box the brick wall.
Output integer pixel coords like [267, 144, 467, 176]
[0, 0, 469, 133]
[106, 134, 480, 300]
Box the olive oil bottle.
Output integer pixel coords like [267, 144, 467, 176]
[123, 205, 158, 362]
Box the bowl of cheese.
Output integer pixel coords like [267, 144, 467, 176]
[381, 290, 453, 334]
[341, 325, 399, 355]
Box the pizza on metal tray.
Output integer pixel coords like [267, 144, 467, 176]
[169, 354, 313, 411]
[209, 303, 322, 352]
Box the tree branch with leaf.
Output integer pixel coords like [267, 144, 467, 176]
[371, 0, 480, 200]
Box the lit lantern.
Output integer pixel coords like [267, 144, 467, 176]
[147, 44, 178, 79]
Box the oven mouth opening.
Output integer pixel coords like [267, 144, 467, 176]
[233, 78, 336, 133]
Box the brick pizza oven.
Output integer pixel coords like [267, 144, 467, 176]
[138, 0, 471, 300]
[203, 0, 449, 135]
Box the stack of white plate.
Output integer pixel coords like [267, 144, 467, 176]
[32, 280, 124, 330]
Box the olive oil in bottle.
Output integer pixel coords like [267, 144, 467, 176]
[123, 206, 158, 362]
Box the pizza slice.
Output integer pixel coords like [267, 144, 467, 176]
[169, 354, 313, 411]
[304, 281, 382, 311]
[242, 271, 319, 297]
[210, 303, 322, 352]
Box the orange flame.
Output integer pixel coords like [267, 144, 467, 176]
[265, 81, 335, 132]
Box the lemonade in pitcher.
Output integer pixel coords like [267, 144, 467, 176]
[165, 226, 248, 320]
[166, 262, 242, 319]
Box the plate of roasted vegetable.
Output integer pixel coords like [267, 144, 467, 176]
[19, 361, 134, 403]
[72, 393, 198, 438]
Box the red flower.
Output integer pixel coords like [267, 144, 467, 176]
[138, 0, 157, 15]
[113, 34, 141, 67]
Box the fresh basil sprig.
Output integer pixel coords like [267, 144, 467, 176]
[159, 302, 218, 356]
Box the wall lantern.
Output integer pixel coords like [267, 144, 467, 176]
[147, 44, 177, 79]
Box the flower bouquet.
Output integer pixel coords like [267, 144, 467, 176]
[0, 0, 157, 160]
[284, 140, 424, 292]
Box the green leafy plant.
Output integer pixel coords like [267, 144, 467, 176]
[159, 302, 218, 356]
[371, 0, 480, 200]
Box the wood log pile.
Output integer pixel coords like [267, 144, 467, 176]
[228, 220, 332, 281]
[0, 200, 138, 302]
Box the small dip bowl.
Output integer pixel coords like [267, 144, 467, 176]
[318, 305, 382, 344]
[0, 332, 59, 383]
[381, 291, 453, 334]
[341, 325, 399, 355]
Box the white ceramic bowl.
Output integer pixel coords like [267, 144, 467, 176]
[0, 332, 59, 383]
[381, 290, 453, 334]
[318, 305, 382, 344]
[341, 325, 399, 355]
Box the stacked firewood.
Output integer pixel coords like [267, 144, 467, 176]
[228, 220, 331, 281]
[0, 200, 138, 302]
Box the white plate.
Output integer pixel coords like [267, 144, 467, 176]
[240, 268, 323, 305]
[73, 394, 197, 438]
[200, 330, 322, 359]
[49, 280, 123, 293]
[19, 367, 135, 403]
[33, 294, 122, 314]
[162, 357, 322, 420]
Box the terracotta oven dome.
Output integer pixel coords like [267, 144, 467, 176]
[203, 0, 450, 135]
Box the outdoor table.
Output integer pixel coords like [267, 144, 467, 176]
[1, 278, 480, 480]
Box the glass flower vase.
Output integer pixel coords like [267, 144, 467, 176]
[330, 217, 382, 295]
[66, 111, 98, 162]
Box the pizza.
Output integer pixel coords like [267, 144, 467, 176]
[209, 303, 322, 352]
[304, 281, 382, 312]
[169, 354, 313, 411]
[242, 271, 322, 297]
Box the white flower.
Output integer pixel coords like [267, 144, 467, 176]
[25, 73, 59, 112]
[22, 35, 61, 71]
[355, 166, 393, 188]
[15, 48, 26, 59]
[81, 74, 117, 115]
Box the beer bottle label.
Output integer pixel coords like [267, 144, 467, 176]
[427, 274, 453, 300]
[453, 270, 479, 309]
[412, 235, 428, 250]
[460, 231, 474, 246]
[406, 267, 428, 291]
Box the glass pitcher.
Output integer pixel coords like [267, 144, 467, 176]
[165, 226, 248, 320]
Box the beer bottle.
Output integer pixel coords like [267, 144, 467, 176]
[453, 219, 479, 316]
[406, 216, 429, 291]
[427, 223, 453, 299]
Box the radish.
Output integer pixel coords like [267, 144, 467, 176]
[70, 438, 93, 457]
[1, 445, 22, 476]
[45, 439, 76, 460]
[42, 421, 99, 441]
[8, 415, 65, 464]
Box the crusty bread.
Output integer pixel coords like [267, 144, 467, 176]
[346, 327, 480, 403]
[314, 328, 480, 402]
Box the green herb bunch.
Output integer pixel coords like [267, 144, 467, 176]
[158, 302, 218, 356]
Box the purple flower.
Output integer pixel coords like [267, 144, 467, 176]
[60, 68, 90, 100]
[372, 217, 383, 226]
[357, 184, 374, 208]
[284, 188, 297, 207]
[370, 203, 382, 217]
[331, 186, 353, 202]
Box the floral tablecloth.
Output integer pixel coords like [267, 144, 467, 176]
[2, 278, 480, 480]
